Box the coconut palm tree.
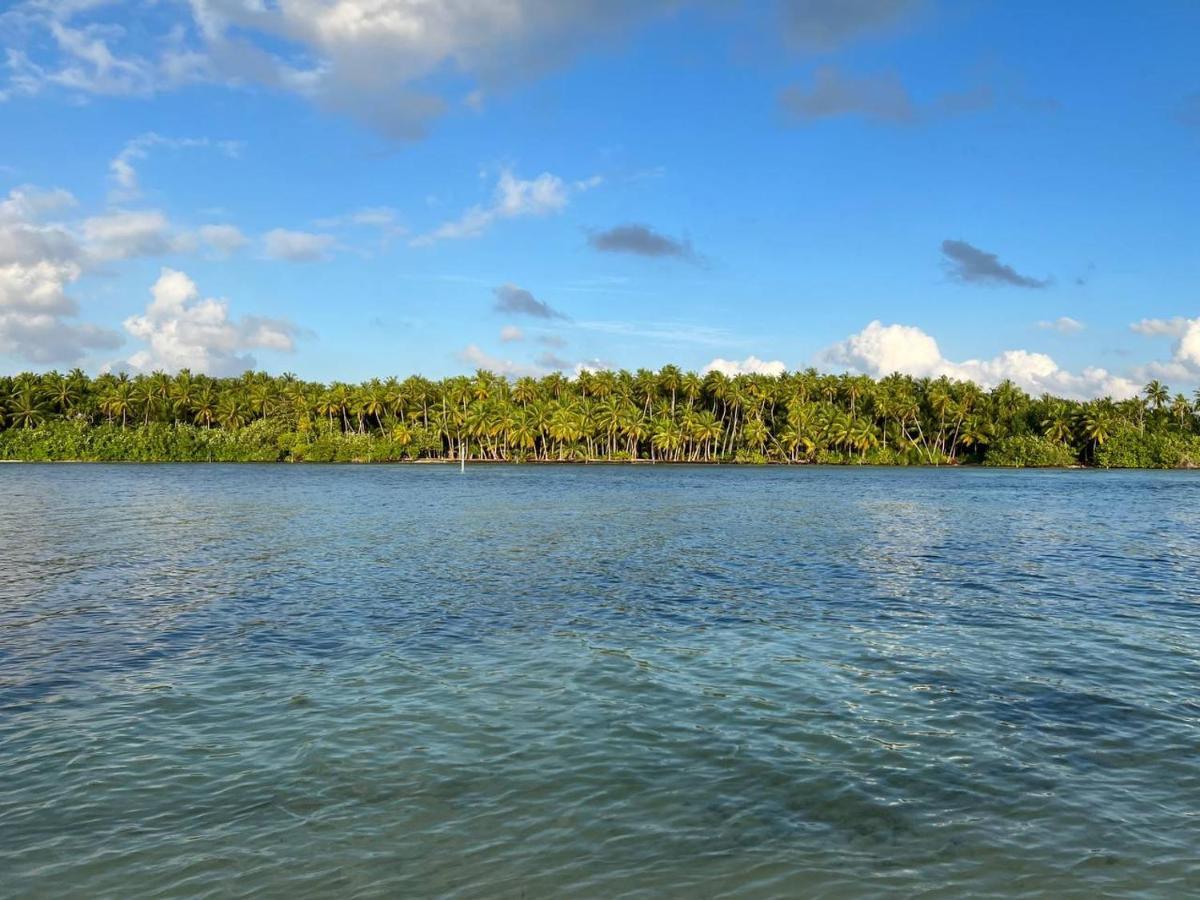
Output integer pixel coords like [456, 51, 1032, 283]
[8, 389, 48, 429]
[101, 382, 135, 428]
[1170, 393, 1191, 429]
[1040, 403, 1073, 444]
[1144, 380, 1169, 413]
[1078, 403, 1114, 460]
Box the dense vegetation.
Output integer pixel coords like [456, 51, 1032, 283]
[2, 368, 1199, 467]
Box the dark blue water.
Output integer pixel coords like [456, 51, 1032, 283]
[2, 465, 1198, 897]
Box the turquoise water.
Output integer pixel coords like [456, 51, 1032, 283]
[2, 464, 1198, 898]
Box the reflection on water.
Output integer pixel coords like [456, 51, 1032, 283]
[2, 465, 1199, 897]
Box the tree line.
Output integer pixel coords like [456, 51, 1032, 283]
[2, 367, 1199, 467]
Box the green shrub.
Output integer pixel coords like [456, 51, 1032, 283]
[984, 435, 1078, 467]
[1096, 427, 1200, 469]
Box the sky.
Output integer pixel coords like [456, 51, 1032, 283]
[0, 0, 1198, 399]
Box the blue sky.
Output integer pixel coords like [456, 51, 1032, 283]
[1, 0, 1197, 398]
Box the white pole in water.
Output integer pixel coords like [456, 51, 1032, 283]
[460, 441, 465, 473]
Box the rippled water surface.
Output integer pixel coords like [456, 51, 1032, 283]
[2, 464, 1199, 898]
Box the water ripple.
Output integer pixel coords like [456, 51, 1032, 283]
[1, 465, 1199, 897]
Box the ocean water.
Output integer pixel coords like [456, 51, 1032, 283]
[1, 464, 1198, 898]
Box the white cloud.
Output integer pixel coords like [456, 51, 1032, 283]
[4, 3, 926, 140]
[0, 185, 77, 224]
[263, 228, 335, 262]
[0, 185, 121, 363]
[3, 1, 675, 137]
[198, 223, 248, 257]
[499, 325, 524, 342]
[574, 357, 616, 376]
[122, 267, 301, 375]
[818, 320, 1140, 400]
[413, 168, 591, 245]
[313, 207, 406, 248]
[1131, 316, 1200, 383]
[109, 132, 241, 200]
[184, 2, 678, 139]
[574, 320, 736, 347]
[315, 207, 400, 229]
[456, 342, 607, 378]
[43, 19, 161, 97]
[83, 209, 188, 260]
[703, 355, 787, 377]
[457, 343, 545, 378]
[1037, 316, 1084, 334]
[1130, 317, 1190, 337]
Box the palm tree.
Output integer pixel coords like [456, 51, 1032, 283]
[45, 373, 82, 416]
[1078, 403, 1114, 460]
[8, 389, 48, 429]
[192, 386, 218, 428]
[1170, 393, 1191, 429]
[102, 382, 135, 427]
[217, 394, 251, 429]
[1040, 403, 1073, 444]
[1144, 380, 1169, 413]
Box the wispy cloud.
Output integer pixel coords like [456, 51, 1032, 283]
[412, 168, 598, 246]
[457, 344, 545, 378]
[573, 320, 742, 347]
[263, 228, 336, 262]
[1037, 316, 1084, 334]
[109, 133, 241, 201]
[197, 224, 248, 259]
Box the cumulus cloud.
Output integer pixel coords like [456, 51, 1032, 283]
[537, 333, 567, 349]
[1130, 317, 1190, 337]
[122, 267, 302, 375]
[5, 2, 939, 139]
[171, 2, 680, 139]
[1131, 317, 1200, 383]
[263, 228, 335, 262]
[587, 223, 697, 261]
[0, 185, 121, 363]
[780, 67, 991, 125]
[1037, 316, 1084, 334]
[499, 324, 525, 342]
[703, 356, 788, 377]
[941, 239, 1048, 288]
[817, 320, 1138, 400]
[492, 283, 567, 320]
[83, 209, 188, 261]
[413, 168, 592, 245]
[198, 223, 248, 258]
[0, 185, 77, 224]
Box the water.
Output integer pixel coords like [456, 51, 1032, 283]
[1, 464, 1198, 898]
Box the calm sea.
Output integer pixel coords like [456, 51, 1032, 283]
[2, 465, 1198, 897]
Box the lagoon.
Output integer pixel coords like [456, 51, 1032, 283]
[2, 465, 1198, 897]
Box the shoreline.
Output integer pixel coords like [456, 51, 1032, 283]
[1, 458, 1189, 470]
